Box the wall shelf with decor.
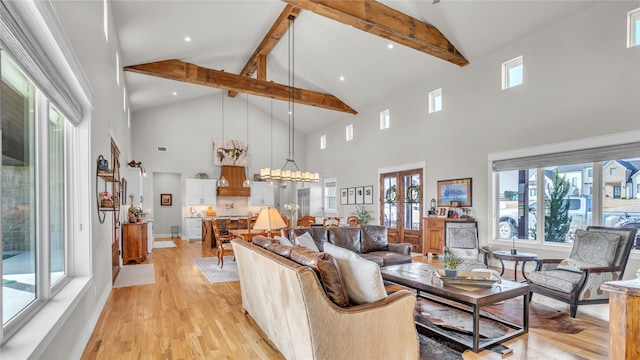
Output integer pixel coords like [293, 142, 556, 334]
[96, 155, 120, 224]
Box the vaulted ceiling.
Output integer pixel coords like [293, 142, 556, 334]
[112, 1, 601, 134]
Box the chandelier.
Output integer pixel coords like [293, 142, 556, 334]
[260, 14, 319, 183]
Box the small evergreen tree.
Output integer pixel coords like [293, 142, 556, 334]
[544, 171, 571, 242]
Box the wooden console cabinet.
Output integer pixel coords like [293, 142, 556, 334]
[422, 218, 476, 257]
[601, 279, 640, 359]
[122, 222, 148, 264]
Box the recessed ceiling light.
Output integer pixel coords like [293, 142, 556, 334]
[172, 91, 178, 96]
[387, 43, 394, 49]
[184, 36, 191, 42]
[339, 76, 345, 81]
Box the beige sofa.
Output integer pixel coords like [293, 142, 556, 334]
[232, 239, 419, 360]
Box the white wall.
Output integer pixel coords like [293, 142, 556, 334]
[130, 93, 307, 220]
[152, 172, 182, 236]
[306, 2, 640, 274]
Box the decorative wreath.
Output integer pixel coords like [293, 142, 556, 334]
[406, 185, 420, 203]
[385, 185, 397, 203]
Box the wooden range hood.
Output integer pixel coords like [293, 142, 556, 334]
[217, 165, 251, 197]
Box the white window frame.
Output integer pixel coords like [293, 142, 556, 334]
[346, 124, 353, 141]
[380, 109, 390, 129]
[488, 131, 640, 257]
[103, 0, 108, 42]
[428, 88, 442, 113]
[502, 55, 523, 90]
[324, 177, 338, 213]
[628, 7, 640, 48]
[320, 134, 326, 150]
[116, 51, 120, 85]
[0, 1, 92, 355]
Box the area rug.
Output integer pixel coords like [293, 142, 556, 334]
[193, 256, 239, 283]
[153, 240, 177, 249]
[113, 264, 155, 288]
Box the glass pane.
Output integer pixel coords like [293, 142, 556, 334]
[508, 64, 523, 87]
[434, 95, 442, 112]
[498, 169, 535, 240]
[49, 105, 66, 285]
[635, 19, 640, 46]
[2, 53, 37, 323]
[602, 157, 640, 249]
[383, 176, 397, 228]
[543, 163, 593, 244]
[404, 174, 420, 230]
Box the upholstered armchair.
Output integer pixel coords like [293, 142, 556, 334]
[444, 221, 489, 271]
[528, 226, 637, 318]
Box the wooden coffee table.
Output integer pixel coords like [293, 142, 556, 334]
[381, 262, 529, 353]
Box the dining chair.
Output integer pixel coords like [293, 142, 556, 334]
[296, 215, 316, 228]
[323, 216, 341, 227]
[213, 220, 235, 268]
[346, 215, 360, 226]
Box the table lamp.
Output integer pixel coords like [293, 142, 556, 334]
[253, 207, 286, 237]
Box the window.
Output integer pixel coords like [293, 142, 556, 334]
[123, 86, 127, 111]
[628, 7, 640, 48]
[428, 88, 442, 113]
[502, 56, 523, 90]
[324, 178, 337, 212]
[116, 52, 120, 85]
[346, 124, 353, 141]
[491, 140, 640, 249]
[380, 109, 390, 129]
[587, 168, 593, 178]
[103, 0, 108, 42]
[320, 134, 326, 150]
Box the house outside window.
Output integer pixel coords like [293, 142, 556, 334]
[502, 55, 523, 90]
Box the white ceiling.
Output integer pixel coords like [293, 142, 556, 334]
[112, 0, 602, 134]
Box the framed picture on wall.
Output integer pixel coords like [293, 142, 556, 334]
[340, 188, 348, 205]
[161, 193, 172, 206]
[364, 185, 373, 204]
[347, 188, 356, 205]
[355, 187, 364, 204]
[437, 178, 472, 207]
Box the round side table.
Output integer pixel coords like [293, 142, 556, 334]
[492, 250, 538, 282]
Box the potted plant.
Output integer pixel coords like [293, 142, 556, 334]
[351, 205, 372, 225]
[441, 253, 463, 277]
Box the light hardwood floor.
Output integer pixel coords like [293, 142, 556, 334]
[82, 239, 610, 359]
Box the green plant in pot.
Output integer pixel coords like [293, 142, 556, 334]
[351, 205, 372, 225]
[441, 253, 463, 277]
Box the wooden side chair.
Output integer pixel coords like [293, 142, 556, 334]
[212, 220, 235, 268]
[346, 216, 360, 227]
[323, 216, 341, 227]
[296, 215, 316, 228]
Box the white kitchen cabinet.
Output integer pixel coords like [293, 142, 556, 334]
[249, 182, 274, 206]
[122, 167, 143, 205]
[185, 179, 217, 205]
[186, 218, 203, 240]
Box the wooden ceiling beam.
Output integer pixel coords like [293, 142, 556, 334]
[229, 4, 302, 97]
[281, 0, 469, 67]
[124, 59, 357, 114]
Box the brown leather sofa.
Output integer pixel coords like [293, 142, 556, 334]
[283, 225, 412, 266]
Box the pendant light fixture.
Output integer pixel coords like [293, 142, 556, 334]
[243, 94, 252, 188]
[218, 91, 229, 188]
[259, 15, 319, 183]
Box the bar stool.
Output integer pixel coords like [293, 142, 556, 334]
[171, 226, 180, 238]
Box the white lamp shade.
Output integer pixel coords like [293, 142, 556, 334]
[253, 207, 286, 231]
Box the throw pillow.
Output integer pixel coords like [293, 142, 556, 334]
[323, 242, 387, 305]
[295, 232, 320, 252]
[275, 235, 293, 247]
[289, 247, 349, 307]
[569, 229, 620, 266]
[556, 258, 602, 273]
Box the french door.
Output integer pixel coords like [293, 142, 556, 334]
[380, 168, 423, 253]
